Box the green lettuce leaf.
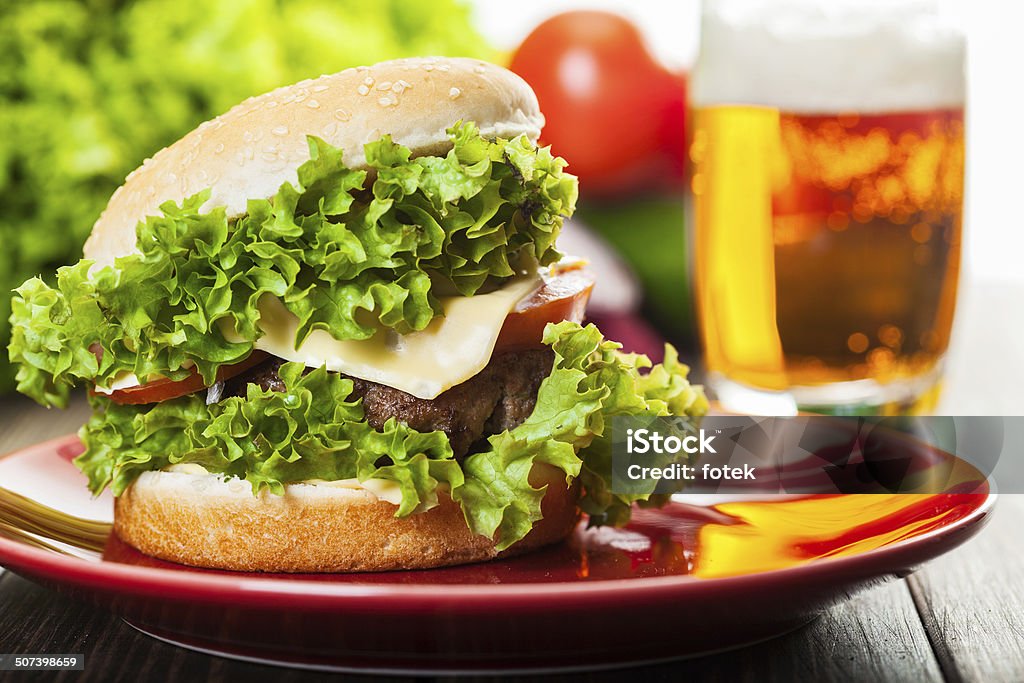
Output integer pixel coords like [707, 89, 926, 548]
[10, 123, 577, 408]
[454, 322, 708, 549]
[76, 322, 706, 550]
[77, 363, 463, 516]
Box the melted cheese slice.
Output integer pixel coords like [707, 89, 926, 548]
[99, 272, 542, 397]
[241, 273, 541, 399]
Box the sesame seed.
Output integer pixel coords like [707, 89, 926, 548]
[272, 125, 288, 136]
[377, 81, 392, 91]
[305, 99, 320, 109]
[357, 85, 370, 96]
[449, 87, 461, 99]
[334, 108, 352, 121]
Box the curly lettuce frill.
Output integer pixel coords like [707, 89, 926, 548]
[77, 322, 707, 549]
[9, 122, 578, 408]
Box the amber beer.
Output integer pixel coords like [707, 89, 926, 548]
[692, 106, 964, 410]
[692, 1, 965, 414]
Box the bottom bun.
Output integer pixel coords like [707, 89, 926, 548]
[113, 463, 581, 572]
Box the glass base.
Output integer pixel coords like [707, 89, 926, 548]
[709, 366, 944, 416]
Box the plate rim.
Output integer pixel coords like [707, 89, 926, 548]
[0, 433, 998, 607]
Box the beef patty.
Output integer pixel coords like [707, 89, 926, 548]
[222, 349, 554, 458]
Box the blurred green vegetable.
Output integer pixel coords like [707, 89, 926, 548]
[577, 198, 695, 346]
[0, 0, 494, 391]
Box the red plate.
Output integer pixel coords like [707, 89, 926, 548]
[0, 435, 995, 674]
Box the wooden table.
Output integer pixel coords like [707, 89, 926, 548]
[1, 281, 1022, 682]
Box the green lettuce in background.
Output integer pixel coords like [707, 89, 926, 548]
[0, 0, 495, 391]
[577, 198, 695, 345]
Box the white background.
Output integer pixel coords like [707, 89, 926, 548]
[471, 0, 1024, 285]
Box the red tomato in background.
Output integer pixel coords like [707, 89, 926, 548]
[509, 11, 687, 197]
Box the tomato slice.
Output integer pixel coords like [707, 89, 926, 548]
[495, 266, 595, 350]
[100, 351, 270, 405]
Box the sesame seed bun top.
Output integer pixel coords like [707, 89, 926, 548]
[84, 57, 544, 265]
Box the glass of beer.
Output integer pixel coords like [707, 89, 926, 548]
[690, 0, 965, 415]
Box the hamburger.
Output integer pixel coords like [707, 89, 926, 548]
[9, 57, 707, 572]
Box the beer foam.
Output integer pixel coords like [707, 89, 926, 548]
[692, 0, 966, 112]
